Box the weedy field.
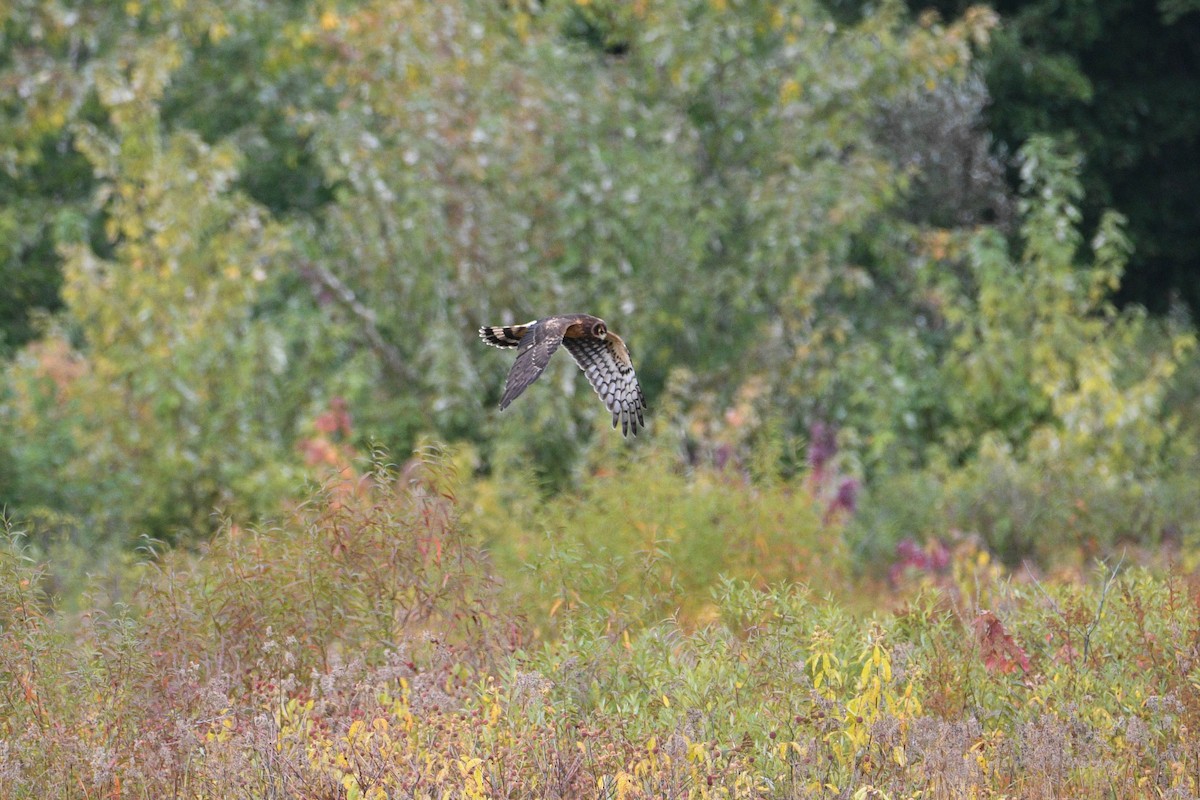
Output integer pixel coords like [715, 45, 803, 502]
[3, 445, 1198, 799]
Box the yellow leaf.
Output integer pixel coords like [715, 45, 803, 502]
[616, 771, 633, 800]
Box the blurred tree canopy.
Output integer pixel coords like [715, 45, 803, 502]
[0, 0, 1196, 551]
[887, 0, 1200, 314]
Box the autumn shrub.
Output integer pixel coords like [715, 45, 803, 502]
[316, 560, 1196, 798]
[0, 449, 503, 797]
[0, 519, 167, 795]
[466, 439, 855, 633]
[137, 448, 497, 679]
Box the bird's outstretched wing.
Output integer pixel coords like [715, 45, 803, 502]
[496, 319, 567, 409]
[562, 333, 646, 436]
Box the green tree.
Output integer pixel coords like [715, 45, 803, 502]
[293, 0, 993, 475]
[894, 0, 1200, 314]
[3, 35, 323, 542]
[0, 2, 119, 354]
[0, 0, 333, 356]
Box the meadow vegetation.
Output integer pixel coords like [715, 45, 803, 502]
[2, 0, 1200, 796]
[5, 446, 1200, 797]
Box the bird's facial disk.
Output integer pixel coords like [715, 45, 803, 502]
[592, 322, 608, 339]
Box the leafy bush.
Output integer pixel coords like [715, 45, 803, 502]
[831, 136, 1198, 563]
[468, 442, 850, 632]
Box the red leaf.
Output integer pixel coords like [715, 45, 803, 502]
[974, 610, 1031, 674]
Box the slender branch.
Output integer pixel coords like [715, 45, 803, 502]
[297, 260, 412, 383]
[1083, 551, 1125, 664]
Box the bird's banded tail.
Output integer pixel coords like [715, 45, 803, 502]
[478, 322, 534, 348]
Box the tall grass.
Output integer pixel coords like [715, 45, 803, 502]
[2, 448, 1199, 797]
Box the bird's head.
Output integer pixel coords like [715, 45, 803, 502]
[590, 320, 608, 340]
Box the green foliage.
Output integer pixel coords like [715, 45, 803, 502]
[0, 0, 322, 355]
[834, 137, 1198, 563]
[468, 443, 846, 631]
[18, 55, 300, 539]
[0, 1, 108, 355]
[0, 0, 1195, 582]
[893, 0, 1200, 315]
[0, 0, 1038, 540]
[755, 133, 1194, 481]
